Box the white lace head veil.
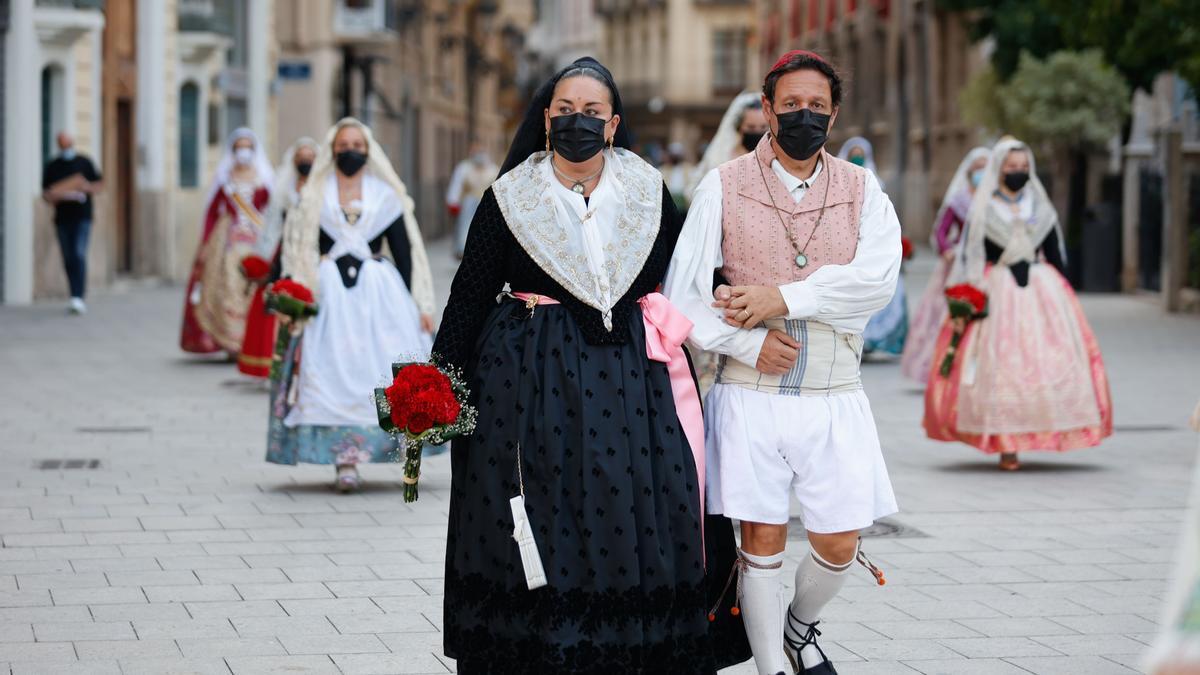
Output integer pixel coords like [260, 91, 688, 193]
[930, 145, 990, 249]
[256, 136, 319, 257]
[204, 127, 274, 209]
[280, 117, 435, 314]
[951, 137, 1064, 285]
[836, 136, 881, 188]
[688, 91, 762, 197]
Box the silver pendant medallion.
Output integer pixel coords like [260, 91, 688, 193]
[795, 252, 809, 269]
[572, 183, 585, 194]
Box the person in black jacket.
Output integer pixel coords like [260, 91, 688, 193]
[41, 132, 102, 314]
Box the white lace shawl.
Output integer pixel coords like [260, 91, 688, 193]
[491, 148, 663, 330]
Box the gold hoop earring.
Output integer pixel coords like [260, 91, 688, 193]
[606, 136, 614, 150]
[545, 134, 551, 153]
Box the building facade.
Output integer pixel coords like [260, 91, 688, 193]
[596, 0, 758, 161]
[1, 0, 277, 305]
[525, 0, 600, 83]
[275, 0, 533, 238]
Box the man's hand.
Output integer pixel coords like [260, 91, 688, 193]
[420, 314, 435, 334]
[755, 329, 800, 375]
[713, 284, 789, 329]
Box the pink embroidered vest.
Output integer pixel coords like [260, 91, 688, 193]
[717, 135, 865, 287]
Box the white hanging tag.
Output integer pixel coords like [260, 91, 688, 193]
[510, 495, 547, 590]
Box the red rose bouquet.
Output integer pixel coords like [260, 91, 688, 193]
[264, 279, 319, 380]
[240, 255, 272, 283]
[939, 283, 988, 377]
[374, 359, 477, 502]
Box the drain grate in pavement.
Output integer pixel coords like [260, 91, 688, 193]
[37, 459, 102, 470]
[75, 426, 151, 434]
[787, 516, 927, 539]
[861, 517, 928, 539]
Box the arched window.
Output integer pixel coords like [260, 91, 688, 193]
[179, 81, 201, 187]
[40, 65, 65, 163]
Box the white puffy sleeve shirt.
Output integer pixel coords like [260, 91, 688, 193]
[663, 161, 902, 368]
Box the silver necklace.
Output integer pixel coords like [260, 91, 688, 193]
[551, 156, 604, 194]
[754, 145, 830, 269]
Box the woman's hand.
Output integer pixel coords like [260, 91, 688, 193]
[713, 284, 789, 329]
[420, 314, 435, 334]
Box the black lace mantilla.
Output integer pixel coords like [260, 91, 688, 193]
[432, 184, 683, 372]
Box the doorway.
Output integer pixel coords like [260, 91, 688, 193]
[115, 99, 134, 274]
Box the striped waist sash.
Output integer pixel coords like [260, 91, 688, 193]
[716, 319, 863, 395]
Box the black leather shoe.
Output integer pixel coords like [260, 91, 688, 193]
[784, 610, 838, 675]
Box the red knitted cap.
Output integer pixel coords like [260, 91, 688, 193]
[769, 50, 828, 74]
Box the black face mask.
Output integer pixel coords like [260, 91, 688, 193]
[549, 113, 608, 163]
[1003, 171, 1029, 192]
[335, 150, 367, 177]
[772, 108, 831, 161]
[295, 162, 313, 177]
[741, 131, 765, 152]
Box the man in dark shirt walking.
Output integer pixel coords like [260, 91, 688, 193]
[42, 131, 103, 314]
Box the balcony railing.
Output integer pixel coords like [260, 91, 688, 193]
[178, 0, 232, 35]
[35, 0, 105, 9]
[334, 0, 396, 38]
[595, 0, 666, 16]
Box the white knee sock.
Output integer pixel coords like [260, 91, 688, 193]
[738, 549, 788, 675]
[784, 548, 853, 669]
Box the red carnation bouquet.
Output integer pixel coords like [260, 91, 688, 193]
[240, 255, 272, 283]
[939, 283, 988, 377]
[264, 279, 319, 380]
[374, 360, 477, 502]
[264, 279, 317, 318]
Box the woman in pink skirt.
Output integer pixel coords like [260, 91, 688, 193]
[924, 138, 1113, 470]
[900, 146, 989, 383]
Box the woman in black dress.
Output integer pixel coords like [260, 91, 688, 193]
[434, 57, 750, 674]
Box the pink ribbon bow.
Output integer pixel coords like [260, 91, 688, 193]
[638, 292, 706, 546]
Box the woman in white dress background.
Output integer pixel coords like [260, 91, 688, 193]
[269, 118, 435, 492]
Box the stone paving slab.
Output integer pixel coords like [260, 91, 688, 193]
[1, 240, 1199, 673]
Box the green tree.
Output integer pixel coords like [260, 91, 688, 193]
[940, 0, 1200, 93]
[1000, 50, 1130, 151]
[960, 50, 1131, 242]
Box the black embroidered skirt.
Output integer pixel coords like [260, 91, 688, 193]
[444, 301, 749, 674]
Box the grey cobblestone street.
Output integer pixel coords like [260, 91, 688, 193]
[2, 239, 1199, 674]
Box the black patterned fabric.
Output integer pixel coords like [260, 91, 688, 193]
[435, 188, 751, 673]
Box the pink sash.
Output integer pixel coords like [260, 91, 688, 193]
[513, 292, 707, 562]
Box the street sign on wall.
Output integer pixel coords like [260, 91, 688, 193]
[277, 61, 312, 81]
